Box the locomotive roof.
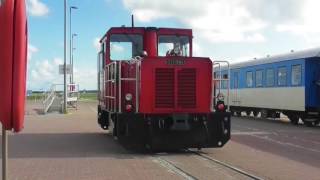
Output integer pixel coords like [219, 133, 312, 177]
[100, 27, 193, 42]
[229, 47, 320, 69]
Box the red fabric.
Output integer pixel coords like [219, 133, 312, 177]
[0, 0, 27, 132]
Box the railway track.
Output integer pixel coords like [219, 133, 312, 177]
[153, 150, 264, 180]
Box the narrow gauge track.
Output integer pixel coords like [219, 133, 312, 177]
[153, 150, 264, 180]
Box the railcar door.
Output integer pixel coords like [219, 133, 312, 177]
[232, 71, 240, 106]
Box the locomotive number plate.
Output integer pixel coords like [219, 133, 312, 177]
[167, 59, 185, 65]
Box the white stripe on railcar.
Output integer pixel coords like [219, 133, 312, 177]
[221, 87, 305, 111]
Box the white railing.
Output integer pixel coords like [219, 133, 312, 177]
[105, 57, 141, 113]
[42, 83, 80, 113]
[42, 85, 56, 113]
[212, 61, 230, 112]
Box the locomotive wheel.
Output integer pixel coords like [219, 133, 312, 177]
[253, 111, 259, 117]
[236, 112, 242, 117]
[246, 111, 251, 116]
[289, 115, 299, 125]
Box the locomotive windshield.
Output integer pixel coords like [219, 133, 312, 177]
[110, 34, 143, 61]
[158, 35, 190, 57]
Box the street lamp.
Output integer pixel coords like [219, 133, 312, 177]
[64, 0, 67, 113]
[69, 6, 78, 84]
[71, 33, 77, 84]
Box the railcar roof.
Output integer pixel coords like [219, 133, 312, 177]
[229, 47, 320, 69]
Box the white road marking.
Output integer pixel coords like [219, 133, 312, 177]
[251, 134, 320, 153]
[232, 131, 270, 135]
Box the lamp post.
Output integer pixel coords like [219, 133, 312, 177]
[64, 0, 67, 113]
[71, 33, 77, 84]
[69, 6, 78, 84]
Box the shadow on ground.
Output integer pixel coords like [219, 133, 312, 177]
[0, 133, 144, 159]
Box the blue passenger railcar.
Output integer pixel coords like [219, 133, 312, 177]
[221, 48, 320, 126]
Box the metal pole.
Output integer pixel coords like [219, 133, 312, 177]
[71, 34, 77, 84]
[69, 7, 72, 84]
[69, 6, 77, 85]
[71, 34, 73, 84]
[2, 126, 8, 180]
[63, 0, 67, 114]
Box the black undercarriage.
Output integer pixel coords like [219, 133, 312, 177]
[98, 106, 231, 151]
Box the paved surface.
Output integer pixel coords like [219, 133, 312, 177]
[0, 101, 319, 179]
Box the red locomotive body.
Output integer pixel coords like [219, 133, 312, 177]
[97, 27, 230, 150]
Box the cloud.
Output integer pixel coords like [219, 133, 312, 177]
[27, 44, 38, 61]
[274, 0, 320, 45]
[53, 58, 63, 66]
[93, 38, 101, 52]
[123, 0, 267, 44]
[73, 67, 97, 90]
[110, 44, 124, 53]
[28, 58, 63, 90]
[27, 0, 49, 17]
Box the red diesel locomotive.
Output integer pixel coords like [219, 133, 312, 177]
[97, 26, 230, 150]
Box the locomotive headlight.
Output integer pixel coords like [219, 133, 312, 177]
[217, 93, 224, 101]
[125, 93, 133, 101]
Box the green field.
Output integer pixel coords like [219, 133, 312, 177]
[26, 92, 97, 101]
[79, 92, 97, 101]
[26, 93, 44, 101]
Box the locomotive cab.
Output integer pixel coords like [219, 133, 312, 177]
[97, 27, 231, 150]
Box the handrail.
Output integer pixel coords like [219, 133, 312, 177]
[42, 85, 56, 113]
[105, 58, 141, 113]
[213, 61, 230, 112]
[42, 83, 80, 113]
[105, 62, 117, 112]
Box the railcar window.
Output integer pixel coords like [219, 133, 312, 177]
[246, 71, 253, 88]
[110, 34, 143, 61]
[158, 35, 190, 57]
[278, 67, 287, 86]
[292, 64, 302, 86]
[256, 70, 263, 87]
[222, 74, 228, 89]
[266, 69, 274, 86]
[233, 72, 239, 88]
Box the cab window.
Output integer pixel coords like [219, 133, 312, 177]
[158, 35, 190, 57]
[110, 34, 143, 61]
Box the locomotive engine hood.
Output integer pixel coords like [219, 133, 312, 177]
[139, 57, 213, 114]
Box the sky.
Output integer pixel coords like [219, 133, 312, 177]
[26, 0, 320, 90]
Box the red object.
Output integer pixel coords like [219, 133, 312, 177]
[218, 104, 225, 111]
[140, 57, 212, 113]
[125, 104, 133, 112]
[100, 27, 208, 114]
[143, 28, 157, 57]
[0, 0, 28, 132]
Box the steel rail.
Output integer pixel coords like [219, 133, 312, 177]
[153, 156, 198, 180]
[189, 150, 264, 180]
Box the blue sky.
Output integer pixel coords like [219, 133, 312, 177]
[27, 0, 320, 90]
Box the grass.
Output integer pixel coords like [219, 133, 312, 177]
[26, 92, 97, 101]
[79, 92, 97, 101]
[26, 93, 44, 101]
